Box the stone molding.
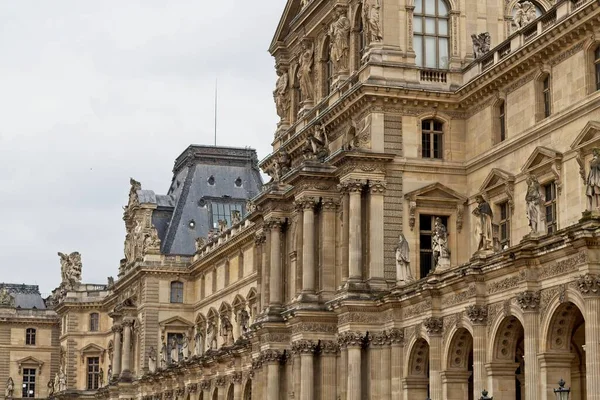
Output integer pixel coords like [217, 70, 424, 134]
[186, 383, 197, 393]
[337, 179, 365, 193]
[337, 331, 365, 348]
[290, 322, 337, 335]
[291, 339, 317, 354]
[466, 305, 488, 325]
[321, 197, 341, 210]
[516, 290, 541, 311]
[264, 218, 285, 230]
[576, 274, 600, 296]
[424, 317, 443, 336]
[318, 340, 340, 354]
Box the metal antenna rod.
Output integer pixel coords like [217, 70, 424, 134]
[214, 78, 218, 146]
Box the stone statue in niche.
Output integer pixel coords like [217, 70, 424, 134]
[525, 174, 543, 233]
[329, 8, 351, 74]
[148, 346, 157, 373]
[194, 325, 204, 356]
[297, 39, 314, 102]
[302, 124, 329, 161]
[181, 333, 190, 360]
[471, 32, 491, 58]
[237, 308, 250, 336]
[363, 0, 383, 43]
[220, 315, 234, 346]
[143, 227, 161, 254]
[277, 150, 291, 176]
[58, 251, 82, 289]
[159, 338, 167, 368]
[107, 365, 112, 382]
[231, 210, 242, 226]
[586, 148, 600, 211]
[514, 1, 537, 29]
[273, 66, 290, 121]
[169, 336, 179, 364]
[473, 195, 494, 252]
[5, 378, 13, 399]
[207, 320, 218, 350]
[432, 217, 450, 271]
[395, 233, 414, 285]
[98, 368, 104, 387]
[54, 372, 60, 393]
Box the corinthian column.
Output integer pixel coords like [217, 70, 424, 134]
[262, 350, 282, 400]
[339, 331, 364, 400]
[517, 291, 541, 400]
[466, 305, 488, 400]
[298, 198, 318, 295]
[577, 274, 600, 400]
[368, 180, 386, 288]
[111, 324, 123, 380]
[321, 198, 338, 294]
[425, 317, 443, 400]
[319, 340, 339, 400]
[266, 218, 284, 308]
[120, 319, 134, 381]
[342, 180, 364, 283]
[292, 340, 316, 400]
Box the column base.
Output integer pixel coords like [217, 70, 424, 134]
[119, 370, 133, 383]
[297, 292, 319, 303]
[367, 278, 388, 291]
[343, 279, 367, 292]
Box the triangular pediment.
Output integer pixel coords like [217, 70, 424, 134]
[159, 316, 193, 328]
[405, 182, 467, 203]
[571, 121, 600, 150]
[269, 0, 302, 52]
[17, 356, 44, 366]
[80, 343, 104, 354]
[521, 146, 562, 173]
[479, 168, 515, 192]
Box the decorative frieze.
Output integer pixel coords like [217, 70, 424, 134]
[550, 41, 585, 66]
[486, 270, 526, 294]
[443, 284, 477, 307]
[404, 300, 433, 319]
[424, 317, 443, 336]
[186, 384, 197, 393]
[290, 322, 337, 335]
[466, 305, 488, 325]
[576, 274, 600, 296]
[338, 312, 383, 325]
[337, 331, 365, 348]
[538, 252, 587, 279]
[516, 290, 541, 311]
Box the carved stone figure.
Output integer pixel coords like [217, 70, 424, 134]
[98, 368, 104, 387]
[0, 287, 13, 307]
[54, 372, 59, 393]
[471, 32, 491, 58]
[47, 380, 54, 397]
[473, 195, 494, 252]
[5, 378, 13, 399]
[181, 333, 190, 360]
[231, 210, 242, 226]
[273, 67, 290, 121]
[329, 9, 351, 74]
[297, 39, 314, 102]
[107, 276, 114, 288]
[246, 200, 257, 214]
[363, 0, 383, 43]
[143, 227, 161, 253]
[276, 150, 291, 177]
[514, 1, 537, 29]
[107, 365, 113, 382]
[220, 315, 234, 346]
[195, 237, 206, 252]
[237, 309, 250, 336]
[169, 336, 179, 364]
[432, 217, 450, 271]
[58, 251, 82, 289]
[586, 148, 600, 211]
[302, 124, 329, 161]
[207, 229, 216, 242]
[148, 346, 157, 373]
[395, 233, 414, 285]
[159, 339, 167, 369]
[525, 174, 543, 233]
[194, 325, 205, 356]
[207, 321, 218, 350]
[218, 220, 228, 233]
[58, 366, 67, 392]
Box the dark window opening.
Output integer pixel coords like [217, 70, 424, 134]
[543, 76, 551, 118]
[499, 202, 510, 249]
[499, 102, 506, 142]
[90, 313, 99, 332]
[22, 368, 36, 398]
[421, 119, 443, 159]
[170, 281, 184, 304]
[25, 328, 36, 345]
[87, 357, 100, 390]
[544, 182, 557, 234]
[419, 214, 448, 278]
[210, 201, 244, 229]
[595, 46, 600, 91]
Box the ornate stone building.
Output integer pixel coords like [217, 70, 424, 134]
[18, 0, 600, 399]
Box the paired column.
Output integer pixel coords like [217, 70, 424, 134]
[298, 198, 318, 295]
[254, 232, 266, 311]
[517, 290, 541, 400]
[320, 341, 339, 400]
[232, 373, 243, 400]
[120, 319, 134, 381]
[111, 324, 123, 380]
[263, 350, 282, 400]
[339, 331, 364, 400]
[368, 180, 386, 287]
[266, 219, 284, 308]
[342, 180, 365, 283]
[389, 329, 405, 398]
[369, 331, 391, 399]
[577, 275, 600, 400]
[292, 340, 316, 400]
[425, 317, 443, 400]
[321, 198, 338, 293]
[466, 305, 488, 398]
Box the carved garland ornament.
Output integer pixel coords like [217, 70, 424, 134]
[424, 317, 443, 336]
[466, 305, 488, 325]
[516, 290, 540, 311]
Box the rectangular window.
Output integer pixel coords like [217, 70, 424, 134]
[419, 214, 448, 279]
[87, 357, 100, 390]
[543, 76, 551, 118]
[498, 202, 510, 249]
[170, 281, 184, 303]
[22, 368, 35, 398]
[544, 182, 557, 234]
[595, 47, 600, 91]
[499, 103, 506, 142]
[421, 120, 443, 159]
[25, 328, 36, 345]
[90, 313, 99, 332]
[210, 201, 244, 229]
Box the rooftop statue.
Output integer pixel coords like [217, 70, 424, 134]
[58, 251, 82, 289]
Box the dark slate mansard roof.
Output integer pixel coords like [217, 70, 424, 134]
[0, 284, 47, 309]
[137, 145, 263, 256]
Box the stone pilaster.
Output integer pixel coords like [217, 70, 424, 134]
[368, 180, 387, 288]
[262, 349, 283, 400]
[466, 305, 488, 398]
[424, 317, 443, 400]
[339, 180, 365, 284]
[297, 198, 318, 296]
[232, 372, 242, 400]
[120, 319, 134, 381]
[254, 233, 266, 311]
[388, 328, 405, 398]
[369, 331, 391, 399]
[576, 274, 600, 400]
[319, 340, 339, 400]
[266, 219, 284, 309]
[517, 290, 541, 400]
[338, 331, 364, 400]
[292, 340, 317, 400]
[111, 324, 123, 380]
[321, 197, 339, 294]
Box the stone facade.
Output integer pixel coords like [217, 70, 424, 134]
[12, 0, 600, 399]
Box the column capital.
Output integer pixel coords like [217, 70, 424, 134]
[291, 339, 317, 354]
[337, 179, 365, 193]
[337, 331, 365, 348]
[516, 290, 541, 311]
[318, 340, 340, 354]
[321, 196, 341, 210]
[122, 319, 135, 328]
[368, 330, 390, 347]
[254, 232, 266, 246]
[368, 180, 387, 194]
[576, 274, 600, 296]
[186, 383, 198, 393]
[424, 317, 444, 336]
[388, 328, 405, 345]
[264, 218, 285, 231]
[260, 349, 283, 364]
[294, 196, 319, 210]
[111, 325, 123, 334]
[466, 305, 488, 325]
[231, 372, 243, 384]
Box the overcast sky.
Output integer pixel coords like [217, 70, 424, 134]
[0, 1, 284, 294]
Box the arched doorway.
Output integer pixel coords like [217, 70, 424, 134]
[542, 301, 586, 400]
[443, 328, 474, 400]
[243, 380, 252, 400]
[404, 338, 430, 399]
[489, 316, 525, 400]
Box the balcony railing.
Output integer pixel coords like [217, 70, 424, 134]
[420, 69, 447, 83]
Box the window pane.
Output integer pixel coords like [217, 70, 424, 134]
[433, 120, 443, 131]
[425, 18, 436, 34]
[414, 17, 422, 33]
[438, 0, 448, 15]
[438, 19, 448, 35]
[425, 0, 435, 14]
[422, 133, 431, 158]
[433, 133, 443, 159]
[414, 36, 423, 67]
[415, 0, 423, 14]
[425, 37, 437, 68]
[439, 38, 449, 68]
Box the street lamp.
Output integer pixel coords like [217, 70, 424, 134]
[554, 378, 570, 400]
[480, 389, 493, 400]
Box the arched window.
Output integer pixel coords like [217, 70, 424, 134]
[170, 281, 184, 303]
[536, 72, 551, 120]
[89, 313, 99, 332]
[413, 0, 450, 69]
[595, 46, 600, 91]
[421, 119, 444, 159]
[25, 328, 36, 345]
[493, 99, 507, 144]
